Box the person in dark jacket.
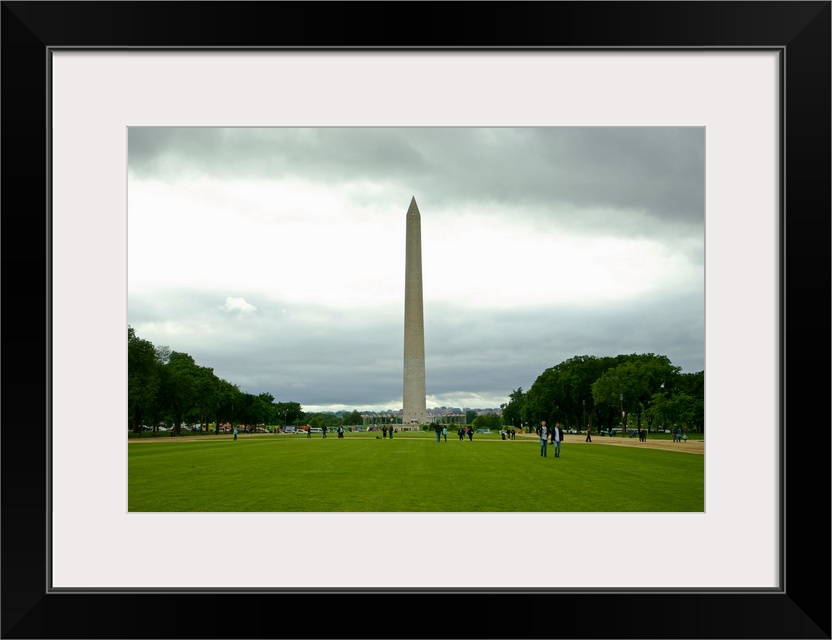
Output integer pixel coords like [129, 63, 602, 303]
[553, 422, 564, 457]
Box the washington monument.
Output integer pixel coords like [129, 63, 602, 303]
[402, 196, 428, 427]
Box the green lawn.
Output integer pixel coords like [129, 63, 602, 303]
[128, 432, 703, 512]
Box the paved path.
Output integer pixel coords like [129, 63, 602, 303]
[131, 431, 704, 454]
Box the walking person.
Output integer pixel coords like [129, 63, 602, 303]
[586, 426, 592, 442]
[433, 423, 442, 443]
[467, 426, 473, 441]
[233, 427, 238, 442]
[389, 426, 393, 440]
[458, 426, 465, 442]
[442, 425, 448, 442]
[553, 422, 563, 458]
[382, 426, 388, 439]
[322, 425, 327, 439]
[537, 421, 548, 457]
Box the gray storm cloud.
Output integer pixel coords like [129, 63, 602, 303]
[128, 127, 703, 231]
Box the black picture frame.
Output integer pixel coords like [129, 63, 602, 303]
[2, 2, 829, 638]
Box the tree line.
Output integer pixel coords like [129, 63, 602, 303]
[500, 353, 704, 434]
[129, 326, 703, 436]
[128, 326, 367, 435]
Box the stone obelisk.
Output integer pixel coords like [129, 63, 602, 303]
[402, 196, 428, 427]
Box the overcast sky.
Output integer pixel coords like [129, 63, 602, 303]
[127, 127, 704, 414]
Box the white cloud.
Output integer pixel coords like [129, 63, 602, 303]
[219, 297, 257, 315]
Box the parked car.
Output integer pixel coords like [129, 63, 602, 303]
[566, 428, 577, 434]
[309, 428, 323, 433]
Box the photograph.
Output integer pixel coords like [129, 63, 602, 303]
[126, 126, 706, 513]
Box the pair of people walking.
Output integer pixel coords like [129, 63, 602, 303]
[537, 420, 564, 458]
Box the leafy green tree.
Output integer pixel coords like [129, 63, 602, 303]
[472, 413, 504, 430]
[626, 354, 679, 430]
[647, 390, 699, 432]
[524, 353, 680, 434]
[258, 392, 277, 425]
[307, 413, 330, 428]
[591, 354, 679, 435]
[594, 363, 640, 434]
[305, 412, 342, 429]
[235, 392, 272, 430]
[145, 344, 172, 433]
[165, 351, 200, 434]
[465, 410, 478, 425]
[214, 379, 239, 433]
[127, 326, 312, 437]
[501, 387, 526, 430]
[191, 365, 221, 431]
[127, 326, 161, 433]
[525, 367, 557, 425]
[343, 410, 363, 427]
[674, 371, 704, 432]
[560, 355, 616, 432]
[275, 402, 304, 427]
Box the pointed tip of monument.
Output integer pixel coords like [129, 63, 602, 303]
[407, 196, 420, 216]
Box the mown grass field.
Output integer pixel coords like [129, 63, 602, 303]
[128, 431, 703, 512]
